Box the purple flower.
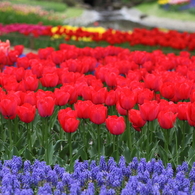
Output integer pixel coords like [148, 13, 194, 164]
[81, 183, 95, 195]
[38, 183, 52, 195]
[53, 164, 65, 180]
[189, 163, 195, 182]
[99, 185, 115, 195]
[69, 182, 81, 195]
[107, 167, 123, 188]
[47, 170, 58, 186]
[99, 156, 107, 171]
[129, 157, 139, 173]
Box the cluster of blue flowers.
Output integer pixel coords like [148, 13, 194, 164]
[1, 156, 195, 194]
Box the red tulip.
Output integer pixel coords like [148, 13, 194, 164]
[14, 45, 24, 56]
[118, 89, 137, 110]
[128, 109, 146, 131]
[159, 82, 175, 100]
[105, 115, 126, 135]
[175, 81, 193, 101]
[139, 100, 159, 121]
[143, 73, 162, 92]
[89, 104, 107, 125]
[40, 72, 59, 88]
[104, 71, 118, 88]
[187, 102, 195, 126]
[74, 100, 93, 119]
[7, 50, 19, 65]
[136, 88, 154, 105]
[37, 96, 55, 117]
[58, 108, 79, 133]
[59, 116, 80, 133]
[38, 47, 55, 59]
[177, 102, 189, 121]
[17, 103, 36, 123]
[157, 110, 177, 129]
[91, 87, 107, 105]
[81, 86, 93, 101]
[58, 107, 77, 122]
[105, 90, 117, 106]
[21, 91, 37, 106]
[0, 96, 18, 119]
[116, 101, 127, 116]
[16, 57, 30, 69]
[54, 88, 70, 106]
[22, 75, 39, 91]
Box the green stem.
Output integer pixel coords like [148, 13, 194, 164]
[125, 116, 131, 151]
[27, 123, 32, 152]
[14, 117, 18, 144]
[193, 127, 195, 149]
[146, 122, 149, 160]
[116, 135, 119, 163]
[175, 127, 179, 165]
[164, 129, 169, 165]
[98, 124, 101, 160]
[113, 134, 115, 154]
[68, 133, 73, 172]
[44, 117, 49, 164]
[8, 119, 13, 148]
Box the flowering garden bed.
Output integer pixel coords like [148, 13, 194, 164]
[1, 22, 195, 193]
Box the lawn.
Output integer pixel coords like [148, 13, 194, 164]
[135, 2, 195, 21]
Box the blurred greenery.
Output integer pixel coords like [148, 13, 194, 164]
[9, 0, 68, 12]
[136, 2, 195, 21]
[0, 11, 64, 26]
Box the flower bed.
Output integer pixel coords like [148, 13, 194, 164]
[1, 23, 195, 51]
[0, 40, 195, 173]
[1, 156, 195, 194]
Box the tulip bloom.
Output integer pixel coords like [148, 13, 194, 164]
[177, 102, 189, 121]
[58, 108, 79, 133]
[159, 82, 175, 100]
[37, 96, 55, 117]
[106, 115, 126, 135]
[59, 117, 80, 133]
[74, 100, 93, 119]
[89, 104, 107, 125]
[54, 88, 70, 106]
[17, 103, 36, 123]
[157, 110, 177, 129]
[116, 101, 127, 116]
[105, 90, 117, 106]
[22, 75, 39, 91]
[40, 72, 59, 88]
[139, 100, 159, 122]
[0, 96, 18, 119]
[128, 109, 146, 131]
[187, 102, 195, 126]
[118, 89, 137, 110]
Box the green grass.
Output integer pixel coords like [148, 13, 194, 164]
[135, 2, 195, 21]
[63, 7, 84, 19]
[9, 0, 67, 12]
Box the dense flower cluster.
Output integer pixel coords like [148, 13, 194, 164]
[0, 1, 50, 16]
[1, 23, 195, 50]
[1, 156, 195, 194]
[0, 23, 52, 37]
[158, 0, 190, 5]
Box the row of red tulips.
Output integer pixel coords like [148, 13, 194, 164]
[1, 41, 195, 167]
[1, 43, 195, 130]
[1, 23, 195, 51]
